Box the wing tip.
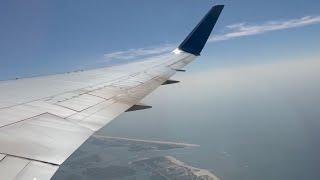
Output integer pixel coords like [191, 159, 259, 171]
[178, 4, 224, 56]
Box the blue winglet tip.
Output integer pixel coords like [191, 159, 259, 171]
[178, 5, 224, 56]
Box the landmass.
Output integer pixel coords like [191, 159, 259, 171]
[92, 135, 199, 152]
[53, 135, 221, 180]
[131, 156, 220, 180]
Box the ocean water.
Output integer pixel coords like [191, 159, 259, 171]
[99, 60, 320, 180]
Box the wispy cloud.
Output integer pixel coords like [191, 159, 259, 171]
[103, 44, 175, 61]
[209, 15, 320, 42]
[103, 15, 320, 61]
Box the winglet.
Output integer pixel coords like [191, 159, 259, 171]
[178, 5, 224, 56]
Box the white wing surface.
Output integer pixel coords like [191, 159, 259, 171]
[0, 5, 223, 179]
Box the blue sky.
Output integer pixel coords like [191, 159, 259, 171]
[0, 0, 320, 79]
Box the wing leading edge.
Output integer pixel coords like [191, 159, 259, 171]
[0, 5, 224, 179]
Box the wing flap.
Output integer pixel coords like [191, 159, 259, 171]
[0, 155, 29, 180]
[0, 113, 93, 165]
[0, 101, 76, 128]
[0, 154, 59, 180]
[67, 100, 125, 131]
[15, 161, 58, 180]
[55, 94, 105, 112]
[88, 86, 125, 99]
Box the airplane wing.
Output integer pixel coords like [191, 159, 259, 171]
[0, 5, 223, 180]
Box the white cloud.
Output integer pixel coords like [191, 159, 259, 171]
[103, 44, 175, 61]
[103, 15, 320, 61]
[209, 15, 320, 42]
